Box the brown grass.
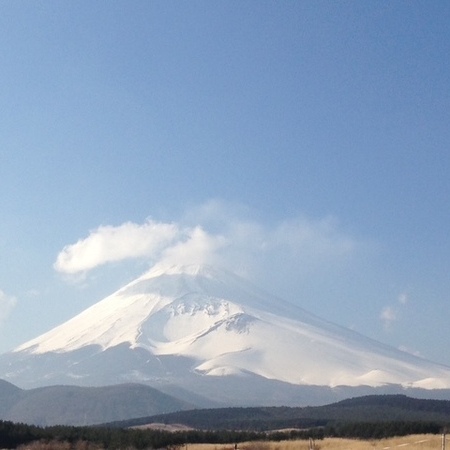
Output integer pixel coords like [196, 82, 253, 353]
[15, 434, 447, 450]
[187, 434, 444, 450]
[17, 440, 103, 450]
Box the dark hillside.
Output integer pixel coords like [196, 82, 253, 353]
[334, 394, 450, 414]
[106, 395, 450, 431]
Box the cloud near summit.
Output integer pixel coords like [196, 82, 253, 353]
[54, 220, 180, 274]
[53, 203, 367, 287]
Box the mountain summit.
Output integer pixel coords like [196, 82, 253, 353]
[1, 264, 450, 404]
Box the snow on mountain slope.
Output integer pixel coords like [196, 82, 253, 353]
[8, 264, 450, 389]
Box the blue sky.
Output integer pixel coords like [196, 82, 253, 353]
[1, 1, 450, 366]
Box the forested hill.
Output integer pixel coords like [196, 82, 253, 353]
[334, 394, 450, 414]
[106, 395, 450, 431]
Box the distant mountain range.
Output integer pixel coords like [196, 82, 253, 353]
[1, 264, 450, 408]
[0, 379, 193, 426]
[2, 377, 450, 429]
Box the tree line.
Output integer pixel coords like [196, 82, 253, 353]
[1, 419, 449, 449]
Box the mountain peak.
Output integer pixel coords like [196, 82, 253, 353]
[140, 263, 226, 280]
[3, 263, 450, 392]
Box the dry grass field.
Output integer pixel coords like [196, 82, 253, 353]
[187, 434, 447, 450]
[14, 433, 449, 450]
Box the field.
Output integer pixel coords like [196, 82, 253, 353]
[13, 434, 448, 450]
[187, 435, 447, 450]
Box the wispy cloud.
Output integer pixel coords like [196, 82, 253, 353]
[0, 290, 17, 324]
[380, 291, 409, 329]
[157, 226, 227, 268]
[398, 292, 408, 305]
[53, 201, 369, 297]
[380, 305, 397, 328]
[398, 345, 421, 357]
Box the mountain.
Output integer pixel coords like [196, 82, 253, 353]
[1, 264, 450, 406]
[106, 394, 450, 431]
[0, 380, 194, 426]
[0, 379, 23, 416]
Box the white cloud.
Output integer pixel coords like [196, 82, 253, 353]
[380, 306, 396, 328]
[54, 220, 179, 274]
[0, 290, 17, 324]
[211, 214, 364, 289]
[398, 292, 408, 305]
[398, 345, 421, 357]
[158, 226, 227, 268]
[380, 291, 409, 330]
[53, 202, 367, 299]
[266, 217, 356, 260]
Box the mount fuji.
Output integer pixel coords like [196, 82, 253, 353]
[1, 264, 450, 406]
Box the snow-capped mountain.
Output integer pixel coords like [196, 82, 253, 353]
[1, 264, 450, 405]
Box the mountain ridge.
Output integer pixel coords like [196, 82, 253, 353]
[104, 394, 450, 431]
[1, 264, 450, 401]
[0, 380, 195, 426]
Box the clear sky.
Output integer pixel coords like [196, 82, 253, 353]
[1, 1, 450, 366]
